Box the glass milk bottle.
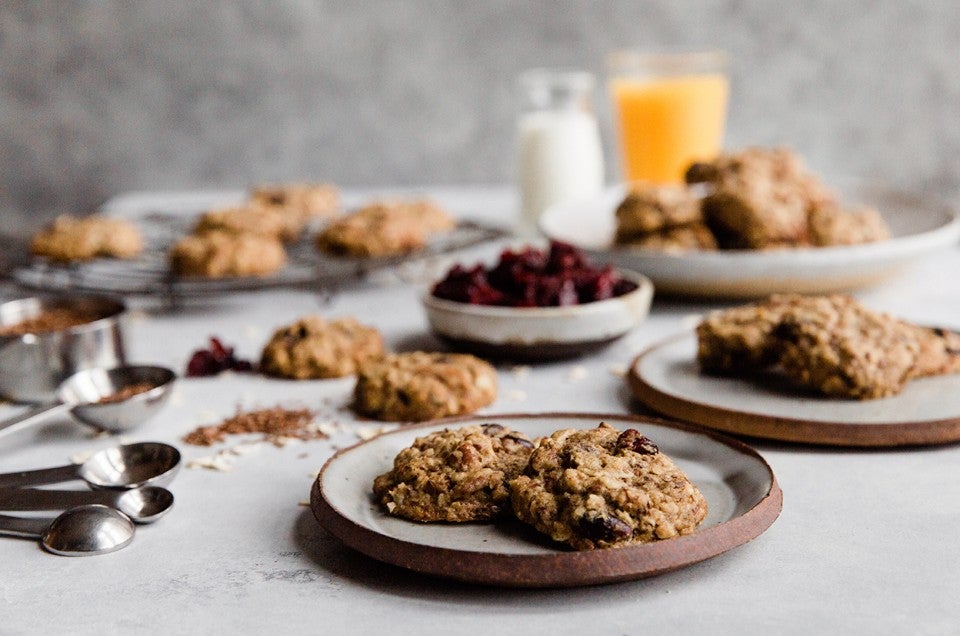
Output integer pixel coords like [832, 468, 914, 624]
[516, 69, 605, 236]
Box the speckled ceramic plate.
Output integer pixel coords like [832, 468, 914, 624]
[310, 412, 781, 588]
[421, 269, 654, 362]
[539, 182, 960, 299]
[628, 333, 960, 446]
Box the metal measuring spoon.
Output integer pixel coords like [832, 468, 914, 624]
[0, 504, 135, 556]
[0, 364, 176, 437]
[0, 441, 181, 490]
[0, 485, 174, 524]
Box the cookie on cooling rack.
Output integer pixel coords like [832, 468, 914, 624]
[259, 316, 384, 379]
[509, 423, 708, 550]
[31, 215, 144, 262]
[169, 230, 286, 278]
[250, 183, 341, 221]
[316, 199, 455, 258]
[193, 205, 302, 243]
[373, 423, 535, 522]
[353, 351, 496, 422]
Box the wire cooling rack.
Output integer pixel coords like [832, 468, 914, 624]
[8, 211, 506, 303]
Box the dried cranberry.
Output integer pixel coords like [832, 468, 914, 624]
[431, 240, 637, 308]
[616, 429, 659, 455]
[185, 337, 255, 377]
[578, 512, 633, 542]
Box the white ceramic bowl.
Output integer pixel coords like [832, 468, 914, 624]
[421, 269, 654, 361]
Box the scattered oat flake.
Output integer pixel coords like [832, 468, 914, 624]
[182, 406, 326, 447]
[386, 501, 396, 513]
[186, 452, 235, 472]
[609, 364, 628, 378]
[567, 365, 588, 381]
[356, 425, 396, 441]
[298, 500, 310, 507]
[507, 389, 527, 401]
[316, 422, 340, 436]
[70, 450, 94, 465]
[126, 308, 150, 323]
[309, 468, 321, 479]
[228, 442, 263, 456]
[510, 365, 531, 379]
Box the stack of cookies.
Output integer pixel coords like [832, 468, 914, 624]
[614, 147, 890, 251]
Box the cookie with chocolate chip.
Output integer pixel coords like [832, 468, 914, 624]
[509, 423, 708, 550]
[373, 423, 535, 522]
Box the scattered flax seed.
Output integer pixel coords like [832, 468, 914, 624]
[182, 406, 325, 447]
[298, 500, 310, 507]
[96, 381, 157, 404]
[567, 365, 588, 381]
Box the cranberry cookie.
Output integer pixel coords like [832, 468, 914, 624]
[509, 423, 708, 550]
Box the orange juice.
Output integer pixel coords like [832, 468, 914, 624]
[610, 73, 729, 183]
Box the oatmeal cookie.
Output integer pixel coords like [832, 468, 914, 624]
[614, 183, 703, 243]
[509, 423, 707, 550]
[690, 147, 837, 249]
[697, 294, 960, 399]
[618, 223, 718, 252]
[353, 352, 497, 422]
[250, 183, 340, 220]
[773, 295, 922, 399]
[316, 199, 455, 258]
[31, 215, 144, 262]
[169, 230, 286, 278]
[696, 294, 810, 374]
[373, 423, 535, 522]
[808, 204, 890, 247]
[259, 316, 384, 379]
[194, 205, 301, 242]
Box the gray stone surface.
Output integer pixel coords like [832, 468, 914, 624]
[3, 1, 960, 236]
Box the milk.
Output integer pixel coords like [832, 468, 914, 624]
[516, 88, 605, 237]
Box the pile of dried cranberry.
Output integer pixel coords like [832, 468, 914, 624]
[431, 240, 637, 307]
[185, 337, 255, 377]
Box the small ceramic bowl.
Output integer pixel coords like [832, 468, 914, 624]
[421, 269, 654, 361]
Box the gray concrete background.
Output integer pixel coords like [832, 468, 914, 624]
[3, 1, 960, 237]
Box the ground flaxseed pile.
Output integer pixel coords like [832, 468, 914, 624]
[0, 307, 100, 336]
[96, 381, 158, 404]
[182, 406, 325, 447]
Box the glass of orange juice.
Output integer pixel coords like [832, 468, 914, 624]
[607, 50, 729, 184]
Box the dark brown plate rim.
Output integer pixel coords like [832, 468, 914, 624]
[310, 412, 782, 588]
[628, 333, 960, 447]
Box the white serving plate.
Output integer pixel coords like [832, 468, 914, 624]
[539, 182, 960, 298]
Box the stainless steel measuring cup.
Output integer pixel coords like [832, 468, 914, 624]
[0, 365, 176, 437]
[0, 295, 127, 403]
